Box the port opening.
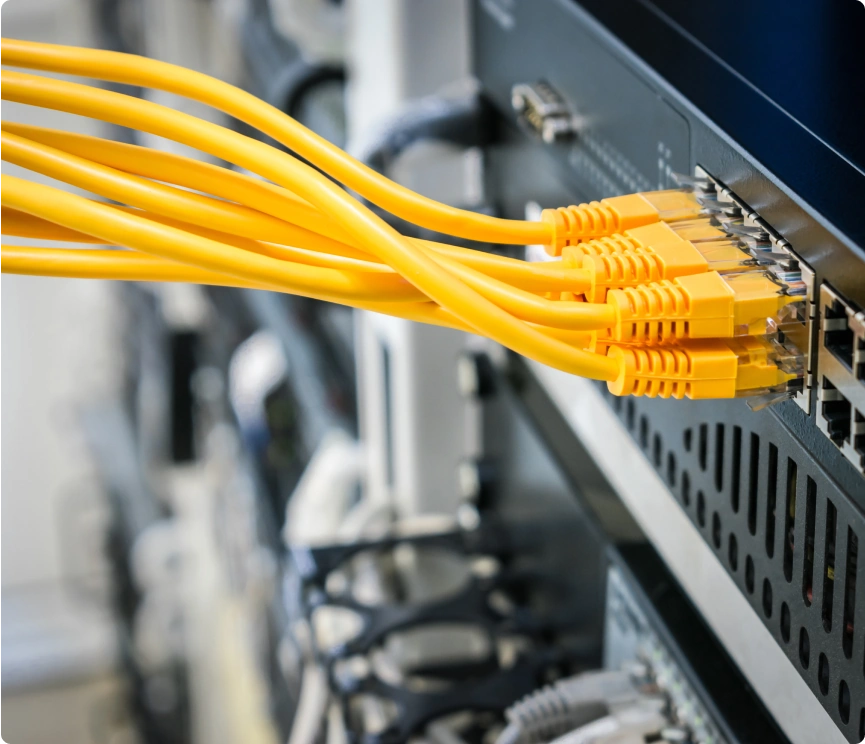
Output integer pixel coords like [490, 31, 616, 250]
[824, 297, 855, 372]
[821, 378, 852, 446]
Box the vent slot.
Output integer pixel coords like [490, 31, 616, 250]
[799, 626, 811, 668]
[818, 653, 830, 696]
[714, 423, 725, 492]
[822, 499, 837, 633]
[803, 477, 817, 607]
[843, 527, 858, 658]
[766, 443, 778, 558]
[783, 458, 797, 583]
[748, 433, 760, 536]
[840, 680, 851, 725]
[666, 452, 677, 487]
[698, 423, 708, 471]
[731, 425, 742, 513]
[728, 533, 739, 572]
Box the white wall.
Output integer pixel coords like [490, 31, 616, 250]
[1, 2, 124, 740]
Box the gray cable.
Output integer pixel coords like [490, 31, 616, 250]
[495, 670, 645, 744]
[357, 92, 488, 175]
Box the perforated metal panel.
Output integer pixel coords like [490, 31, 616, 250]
[599, 389, 865, 741]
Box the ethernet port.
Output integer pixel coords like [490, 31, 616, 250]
[821, 378, 852, 446]
[823, 297, 854, 371]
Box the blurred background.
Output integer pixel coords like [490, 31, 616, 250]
[2, 1, 602, 742]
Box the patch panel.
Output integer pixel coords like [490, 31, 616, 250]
[693, 167, 816, 411]
[818, 285, 865, 473]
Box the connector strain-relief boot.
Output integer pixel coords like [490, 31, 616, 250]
[542, 193, 678, 255]
[607, 344, 692, 399]
[542, 203, 620, 255]
[562, 233, 640, 261]
[607, 281, 691, 343]
[583, 251, 665, 302]
[607, 340, 739, 400]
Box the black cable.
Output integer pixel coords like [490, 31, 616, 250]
[357, 92, 488, 175]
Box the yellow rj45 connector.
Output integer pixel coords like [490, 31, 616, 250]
[605, 270, 802, 343]
[541, 189, 702, 255]
[606, 335, 800, 399]
[560, 221, 755, 301]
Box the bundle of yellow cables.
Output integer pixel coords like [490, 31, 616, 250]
[1, 38, 626, 383]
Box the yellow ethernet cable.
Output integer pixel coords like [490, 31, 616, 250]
[1, 38, 701, 248]
[0, 244, 599, 351]
[0, 124, 594, 292]
[1, 130, 374, 260]
[3, 207, 106, 243]
[1, 174, 427, 304]
[2, 131, 601, 304]
[0, 41, 804, 399]
[2, 201, 588, 296]
[606, 336, 800, 400]
[1, 173, 620, 381]
[0, 122, 352, 244]
[0, 245, 475, 332]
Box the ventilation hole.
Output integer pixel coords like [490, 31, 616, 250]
[818, 653, 830, 696]
[731, 425, 742, 513]
[611, 394, 623, 413]
[859, 708, 865, 741]
[653, 433, 663, 467]
[765, 443, 778, 558]
[783, 458, 798, 583]
[762, 578, 773, 618]
[666, 452, 677, 487]
[799, 627, 810, 668]
[780, 602, 791, 642]
[822, 499, 837, 633]
[697, 491, 706, 528]
[681, 471, 691, 508]
[714, 423, 725, 492]
[626, 399, 635, 431]
[803, 477, 817, 607]
[843, 527, 858, 659]
[745, 555, 755, 594]
[683, 427, 693, 452]
[699, 423, 708, 471]
[728, 534, 739, 572]
[712, 512, 722, 549]
[639, 416, 649, 449]
[839, 680, 851, 724]
[748, 433, 760, 536]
